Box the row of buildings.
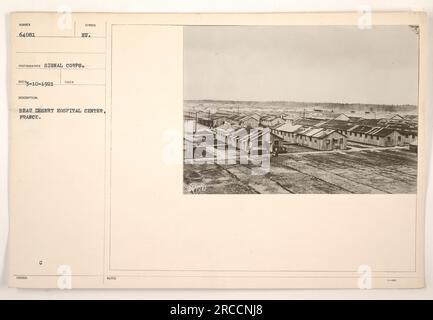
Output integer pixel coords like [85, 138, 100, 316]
[270, 123, 347, 151]
[185, 109, 418, 152]
[185, 110, 262, 129]
[268, 112, 417, 150]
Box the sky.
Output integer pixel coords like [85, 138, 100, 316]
[184, 26, 419, 105]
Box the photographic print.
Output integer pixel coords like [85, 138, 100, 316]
[183, 26, 419, 194]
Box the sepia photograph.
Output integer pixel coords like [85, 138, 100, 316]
[183, 26, 419, 194]
[5, 9, 429, 293]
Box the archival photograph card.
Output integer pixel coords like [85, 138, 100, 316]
[183, 25, 419, 195]
[8, 12, 427, 288]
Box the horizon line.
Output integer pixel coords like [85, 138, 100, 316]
[184, 99, 417, 107]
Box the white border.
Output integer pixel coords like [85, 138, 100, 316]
[0, 0, 432, 299]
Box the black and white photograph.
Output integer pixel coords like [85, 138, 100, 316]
[183, 26, 419, 194]
[2, 6, 431, 298]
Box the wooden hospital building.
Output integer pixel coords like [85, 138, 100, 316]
[271, 123, 347, 151]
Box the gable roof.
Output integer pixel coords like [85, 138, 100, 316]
[348, 125, 376, 134]
[239, 114, 260, 123]
[388, 114, 404, 120]
[333, 113, 350, 121]
[368, 127, 398, 137]
[296, 127, 345, 139]
[357, 118, 383, 126]
[312, 128, 343, 139]
[321, 119, 357, 131]
[274, 123, 302, 133]
[216, 122, 240, 132]
[261, 115, 280, 122]
[403, 114, 418, 121]
[349, 125, 398, 137]
[294, 118, 324, 127]
[249, 113, 261, 121]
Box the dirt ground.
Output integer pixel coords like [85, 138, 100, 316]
[184, 147, 417, 194]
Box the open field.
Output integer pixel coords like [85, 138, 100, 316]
[184, 147, 417, 194]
